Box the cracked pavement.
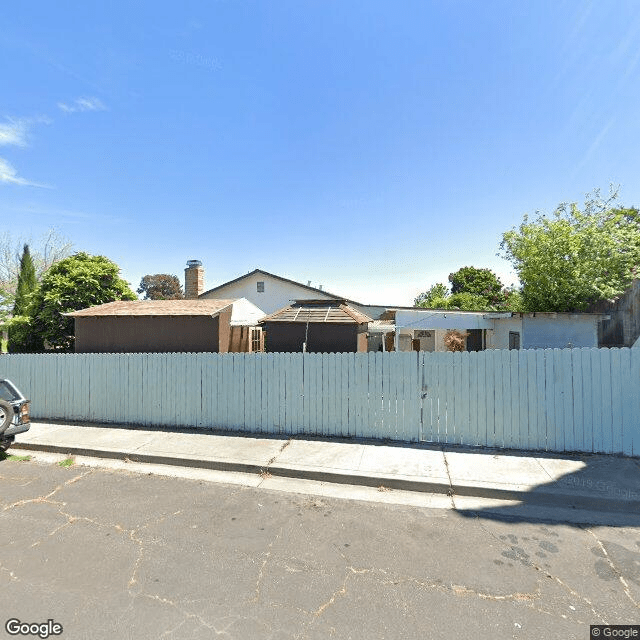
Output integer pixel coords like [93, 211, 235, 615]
[1, 457, 638, 639]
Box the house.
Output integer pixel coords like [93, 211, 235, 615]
[185, 260, 386, 318]
[181, 260, 606, 353]
[389, 308, 607, 352]
[66, 298, 265, 353]
[259, 299, 371, 353]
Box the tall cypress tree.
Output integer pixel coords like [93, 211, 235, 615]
[13, 244, 37, 316]
[8, 244, 41, 352]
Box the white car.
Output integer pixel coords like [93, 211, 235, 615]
[0, 379, 31, 452]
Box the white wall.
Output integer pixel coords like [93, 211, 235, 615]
[229, 298, 266, 326]
[201, 273, 337, 314]
[487, 316, 522, 350]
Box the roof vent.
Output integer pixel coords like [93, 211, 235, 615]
[186, 260, 202, 268]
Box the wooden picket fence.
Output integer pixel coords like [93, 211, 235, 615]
[2, 348, 639, 455]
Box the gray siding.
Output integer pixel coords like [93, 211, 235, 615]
[522, 316, 597, 349]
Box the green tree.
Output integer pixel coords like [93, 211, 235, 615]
[29, 252, 136, 351]
[414, 283, 449, 308]
[415, 267, 520, 311]
[7, 244, 40, 352]
[500, 187, 640, 311]
[12, 244, 37, 316]
[137, 274, 184, 300]
[449, 266, 504, 301]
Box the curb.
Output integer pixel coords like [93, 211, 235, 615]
[13, 441, 640, 515]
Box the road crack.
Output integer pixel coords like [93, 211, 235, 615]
[585, 527, 640, 610]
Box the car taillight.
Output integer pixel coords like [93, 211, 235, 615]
[20, 403, 29, 423]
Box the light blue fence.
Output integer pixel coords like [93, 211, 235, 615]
[2, 348, 639, 455]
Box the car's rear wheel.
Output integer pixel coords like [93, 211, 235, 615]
[0, 400, 12, 433]
[0, 436, 14, 452]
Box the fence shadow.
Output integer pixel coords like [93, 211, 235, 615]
[451, 447, 640, 528]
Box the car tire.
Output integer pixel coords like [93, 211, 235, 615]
[0, 436, 14, 451]
[0, 399, 12, 434]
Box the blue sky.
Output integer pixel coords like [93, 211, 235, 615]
[2, 1, 640, 305]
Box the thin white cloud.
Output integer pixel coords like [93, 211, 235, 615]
[0, 118, 29, 147]
[58, 96, 107, 114]
[0, 157, 49, 188]
[0, 116, 52, 147]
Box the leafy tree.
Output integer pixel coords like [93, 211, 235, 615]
[7, 244, 39, 352]
[29, 252, 136, 351]
[500, 186, 640, 311]
[137, 274, 184, 300]
[415, 267, 520, 311]
[449, 266, 504, 300]
[414, 283, 449, 308]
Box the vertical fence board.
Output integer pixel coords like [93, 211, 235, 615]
[496, 349, 510, 449]
[579, 349, 592, 453]
[516, 350, 529, 451]
[619, 349, 633, 456]
[550, 349, 564, 452]
[610, 349, 623, 454]
[467, 352, 479, 445]
[524, 350, 537, 451]
[589, 349, 602, 453]
[599, 348, 613, 453]
[631, 349, 640, 456]
[406, 352, 420, 442]
[560, 350, 574, 452]
[484, 350, 497, 448]
[532, 350, 546, 451]
[571, 349, 584, 452]
[442, 352, 454, 444]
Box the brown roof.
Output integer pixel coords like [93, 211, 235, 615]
[260, 299, 372, 324]
[65, 299, 236, 317]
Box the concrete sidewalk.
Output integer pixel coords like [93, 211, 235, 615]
[10, 421, 640, 520]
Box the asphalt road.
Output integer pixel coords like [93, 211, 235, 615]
[1, 456, 638, 640]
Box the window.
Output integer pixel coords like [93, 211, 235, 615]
[256, 281, 264, 292]
[250, 327, 263, 352]
[509, 331, 520, 350]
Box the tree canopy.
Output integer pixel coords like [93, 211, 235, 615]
[500, 187, 640, 312]
[29, 252, 136, 351]
[415, 267, 521, 311]
[137, 274, 184, 300]
[449, 266, 503, 299]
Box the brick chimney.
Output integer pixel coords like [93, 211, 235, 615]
[185, 260, 204, 299]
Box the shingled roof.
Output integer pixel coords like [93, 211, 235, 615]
[260, 300, 372, 324]
[65, 299, 236, 317]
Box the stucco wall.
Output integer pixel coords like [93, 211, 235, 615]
[521, 315, 598, 349]
[488, 316, 522, 350]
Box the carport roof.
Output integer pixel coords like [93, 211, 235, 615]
[260, 299, 372, 324]
[65, 299, 236, 317]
